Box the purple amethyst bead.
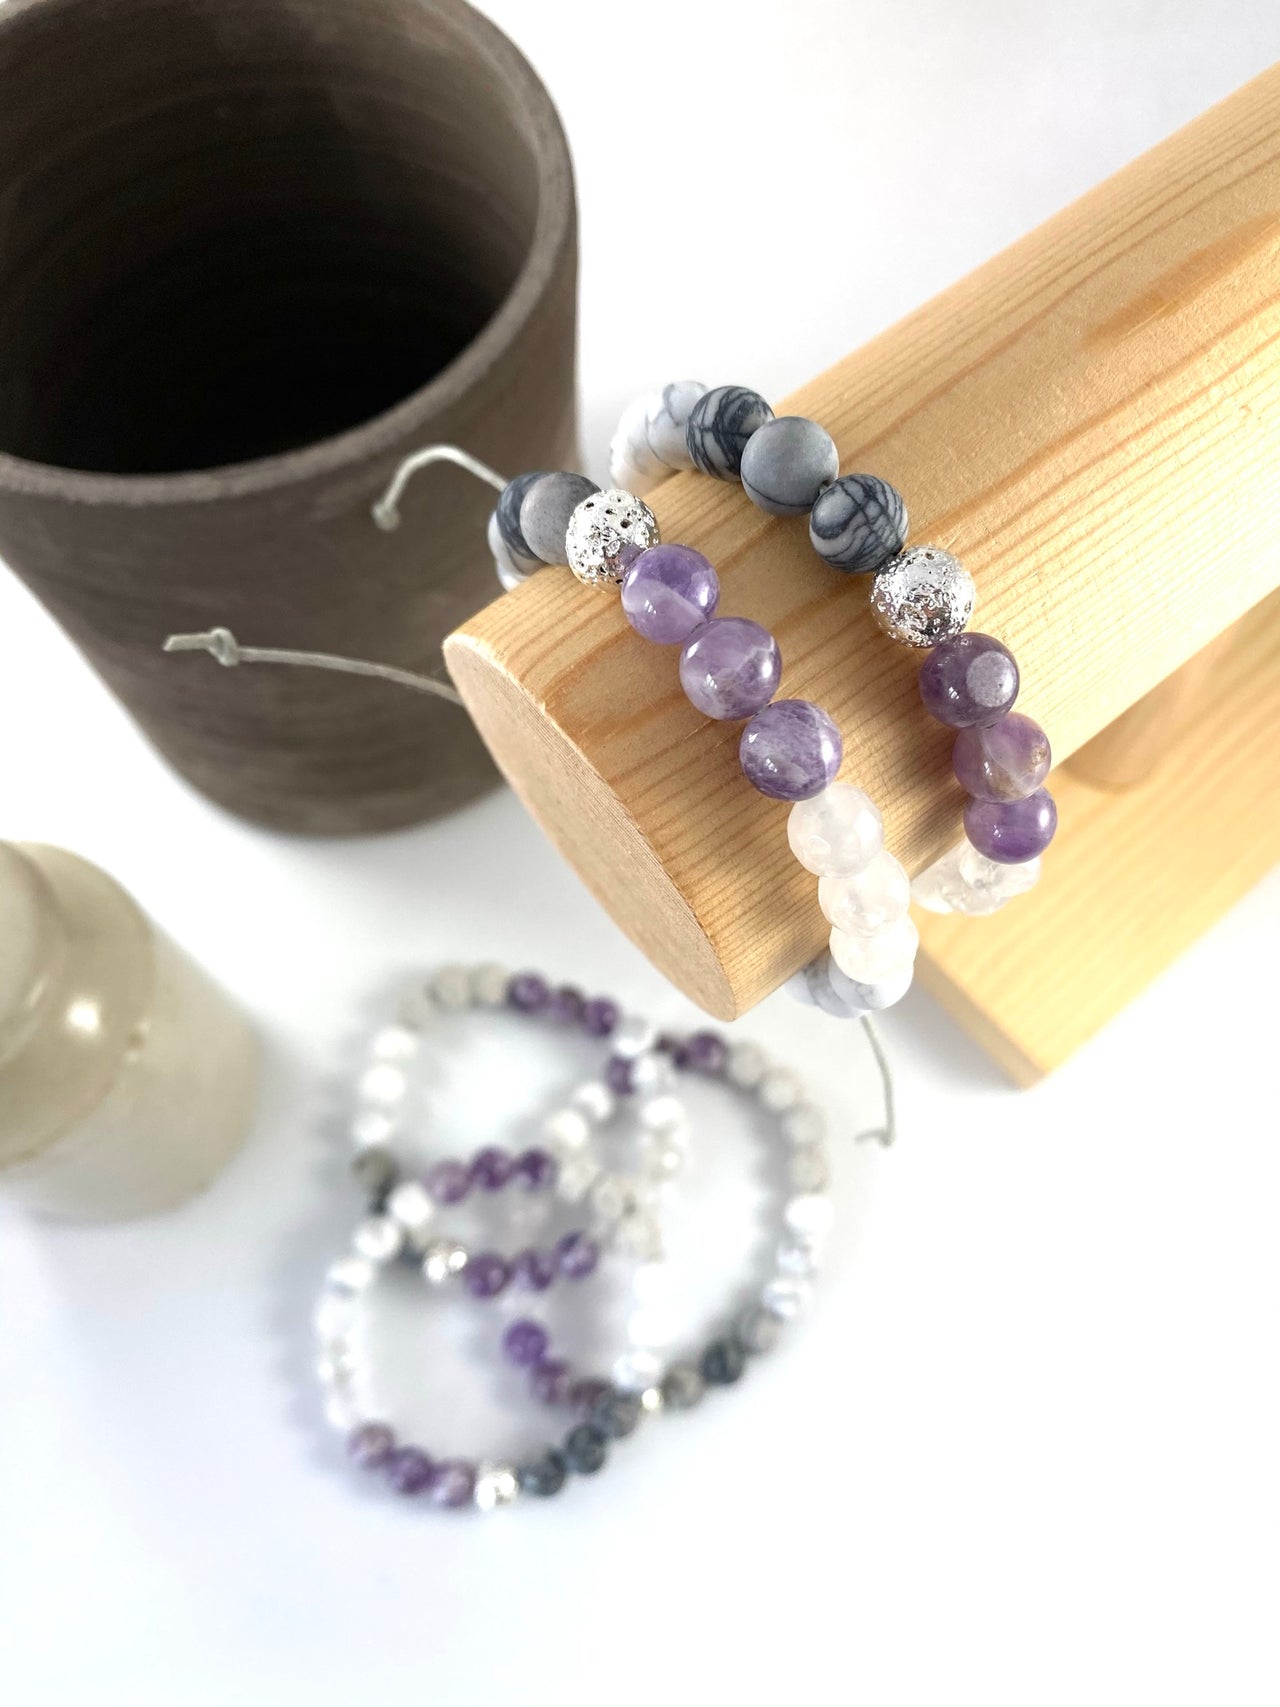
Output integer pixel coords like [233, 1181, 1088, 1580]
[347, 1422, 396, 1470]
[424, 1158, 470, 1206]
[556, 1230, 601, 1281]
[430, 1459, 476, 1509]
[511, 1247, 556, 1292]
[581, 996, 619, 1038]
[685, 1030, 728, 1074]
[514, 1147, 557, 1191]
[952, 713, 1051, 803]
[679, 617, 781, 721]
[503, 1318, 550, 1368]
[919, 633, 1019, 728]
[739, 699, 842, 801]
[621, 543, 720, 644]
[507, 972, 550, 1012]
[464, 1252, 511, 1299]
[469, 1146, 514, 1192]
[964, 787, 1058, 864]
[604, 1054, 634, 1095]
[529, 1358, 572, 1405]
[548, 984, 585, 1024]
[385, 1446, 434, 1495]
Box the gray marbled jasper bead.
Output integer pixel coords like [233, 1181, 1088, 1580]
[495, 470, 548, 571]
[809, 473, 908, 575]
[519, 471, 601, 565]
[685, 384, 774, 480]
[740, 416, 839, 516]
[645, 379, 706, 468]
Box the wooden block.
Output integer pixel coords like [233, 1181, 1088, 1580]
[446, 66, 1280, 1029]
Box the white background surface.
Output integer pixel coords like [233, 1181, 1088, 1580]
[3, 3, 1280, 1705]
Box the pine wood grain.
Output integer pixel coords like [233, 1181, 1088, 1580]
[446, 66, 1280, 1024]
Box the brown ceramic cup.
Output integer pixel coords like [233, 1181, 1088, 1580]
[0, 0, 577, 832]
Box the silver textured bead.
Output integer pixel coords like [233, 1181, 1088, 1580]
[421, 1239, 468, 1285]
[869, 546, 975, 648]
[474, 1461, 520, 1512]
[564, 487, 660, 587]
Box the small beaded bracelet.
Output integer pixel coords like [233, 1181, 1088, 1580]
[609, 381, 1056, 918]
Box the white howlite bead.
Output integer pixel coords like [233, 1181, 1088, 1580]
[789, 1144, 831, 1193]
[788, 783, 884, 877]
[556, 1157, 601, 1203]
[781, 1103, 826, 1147]
[396, 983, 437, 1029]
[613, 1014, 659, 1058]
[471, 962, 511, 1007]
[827, 960, 914, 1013]
[488, 510, 540, 590]
[353, 1215, 404, 1265]
[357, 1062, 407, 1109]
[326, 1255, 376, 1296]
[783, 1193, 835, 1239]
[609, 393, 669, 491]
[323, 1390, 364, 1433]
[350, 1108, 395, 1150]
[474, 1462, 520, 1512]
[612, 1349, 662, 1393]
[776, 1239, 820, 1278]
[631, 1051, 676, 1097]
[640, 1128, 687, 1180]
[644, 379, 706, 469]
[762, 1274, 814, 1320]
[829, 915, 920, 984]
[316, 1347, 356, 1388]
[726, 1040, 767, 1088]
[543, 1107, 592, 1152]
[430, 964, 472, 1009]
[385, 1181, 435, 1247]
[638, 1092, 685, 1133]
[759, 1067, 801, 1112]
[819, 851, 911, 935]
[569, 1080, 615, 1124]
[421, 1239, 468, 1285]
[782, 968, 817, 1008]
[314, 1292, 359, 1343]
[370, 1024, 418, 1063]
[592, 1172, 639, 1225]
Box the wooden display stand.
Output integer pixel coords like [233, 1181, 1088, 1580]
[446, 66, 1280, 1082]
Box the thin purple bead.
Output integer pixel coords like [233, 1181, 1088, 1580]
[952, 713, 1051, 803]
[556, 1230, 600, 1281]
[964, 787, 1058, 864]
[581, 996, 619, 1038]
[347, 1422, 396, 1470]
[685, 1030, 727, 1074]
[604, 1055, 634, 1095]
[507, 972, 550, 1012]
[679, 616, 781, 721]
[739, 699, 842, 801]
[919, 633, 1019, 729]
[424, 1158, 470, 1206]
[469, 1146, 514, 1192]
[503, 1318, 550, 1368]
[514, 1147, 557, 1191]
[548, 984, 585, 1024]
[621, 543, 720, 644]
[464, 1252, 510, 1299]
[385, 1446, 434, 1495]
[529, 1358, 572, 1405]
[430, 1459, 476, 1509]
[511, 1247, 556, 1292]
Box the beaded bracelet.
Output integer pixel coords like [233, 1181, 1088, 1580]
[319, 966, 837, 1510]
[609, 381, 1056, 918]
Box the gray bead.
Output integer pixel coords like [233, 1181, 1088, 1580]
[646, 379, 706, 469]
[685, 385, 774, 480]
[660, 1362, 706, 1409]
[350, 1145, 398, 1205]
[591, 1390, 643, 1439]
[562, 1423, 609, 1475]
[737, 1305, 784, 1355]
[495, 471, 547, 570]
[701, 1336, 746, 1386]
[739, 416, 839, 517]
[518, 1450, 568, 1497]
[810, 473, 908, 574]
[519, 472, 600, 565]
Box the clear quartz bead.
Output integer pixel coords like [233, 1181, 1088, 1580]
[613, 1349, 662, 1392]
[316, 1347, 356, 1387]
[570, 1080, 615, 1124]
[789, 1144, 831, 1193]
[759, 1068, 801, 1112]
[471, 962, 510, 1007]
[727, 1040, 767, 1088]
[630, 1261, 672, 1302]
[357, 1063, 407, 1109]
[396, 983, 436, 1029]
[543, 1107, 591, 1151]
[639, 1093, 685, 1133]
[614, 1208, 663, 1261]
[385, 1181, 435, 1247]
[829, 915, 920, 983]
[955, 842, 1042, 910]
[776, 1239, 820, 1278]
[627, 1303, 678, 1348]
[613, 1014, 659, 1057]
[590, 1172, 638, 1225]
[762, 1274, 814, 1320]
[782, 1103, 826, 1147]
[910, 852, 959, 915]
[350, 1108, 395, 1150]
[556, 1157, 601, 1203]
[323, 1390, 364, 1433]
[326, 1255, 376, 1296]
[631, 1051, 675, 1096]
[370, 1024, 418, 1062]
[787, 783, 884, 877]
[314, 1293, 359, 1342]
[430, 965, 472, 1009]
[353, 1215, 404, 1264]
[784, 1193, 835, 1239]
[819, 851, 911, 934]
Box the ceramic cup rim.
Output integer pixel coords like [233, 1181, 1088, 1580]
[0, 0, 574, 508]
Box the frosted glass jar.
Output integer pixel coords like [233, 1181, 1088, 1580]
[0, 844, 258, 1220]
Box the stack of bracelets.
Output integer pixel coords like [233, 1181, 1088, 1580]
[468, 378, 1055, 1021]
[315, 963, 835, 1513]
